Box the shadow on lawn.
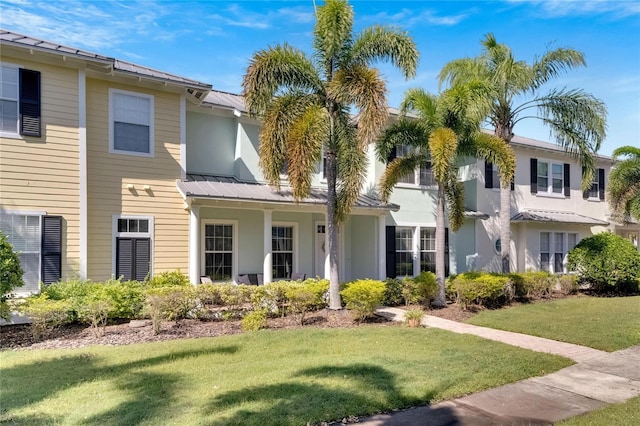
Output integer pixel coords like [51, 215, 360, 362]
[1, 345, 239, 425]
[207, 363, 439, 426]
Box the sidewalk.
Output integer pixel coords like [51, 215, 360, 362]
[353, 307, 640, 425]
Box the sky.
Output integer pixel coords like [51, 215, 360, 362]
[1, 0, 638, 156]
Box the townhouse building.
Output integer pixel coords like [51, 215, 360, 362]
[1, 30, 637, 295]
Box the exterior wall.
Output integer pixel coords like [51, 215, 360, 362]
[0, 55, 81, 280]
[86, 78, 188, 280]
[186, 110, 236, 176]
[349, 215, 378, 279]
[235, 121, 263, 182]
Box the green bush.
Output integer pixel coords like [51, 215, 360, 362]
[145, 270, 191, 288]
[383, 278, 404, 306]
[78, 296, 113, 337]
[219, 284, 254, 312]
[556, 274, 579, 295]
[195, 283, 224, 308]
[568, 232, 640, 293]
[301, 278, 329, 310]
[450, 273, 511, 308]
[513, 271, 555, 299]
[286, 285, 316, 325]
[251, 281, 292, 315]
[0, 233, 24, 320]
[18, 295, 72, 339]
[404, 308, 425, 327]
[413, 271, 438, 306]
[241, 309, 268, 332]
[340, 279, 386, 322]
[101, 279, 145, 319]
[144, 286, 196, 321]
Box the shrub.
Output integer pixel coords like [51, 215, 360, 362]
[78, 296, 113, 337]
[241, 309, 268, 332]
[567, 232, 640, 293]
[413, 272, 438, 306]
[556, 274, 579, 296]
[286, 285, 316, 325]
[340, 279, 386, 322]
[145, 270, 191, 288]
[219, 284, 254, 312]
[251, 281, 292, 315]
[195, 283, 224, 308]
[301, 278, 329, 310]
[18, 295, 72, 339]
[449, 273, 511, 309]
[404, 308, 424, 327]
[383, 278, 404, 306]
[0, 233, 24, 320]
[144, 286, 196, 324]
[514, 271, 555, 299]
[101, 279, 145, 319]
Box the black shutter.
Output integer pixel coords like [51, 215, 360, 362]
[116, 238, 133, 280]
[485, 161, 493, 188]
[564, 163, 570, 197]
[445, 228, 450, 277]
[134, 238, 151, 281]
[582, 166, 589, 199]
[386, 147, 397, 164]
[385, 226, 396, 278]
[530, 158, 538, 194]
[599, 168, 605, 200]
[19, 69, 41, 137]
[41, 215, 62, 285]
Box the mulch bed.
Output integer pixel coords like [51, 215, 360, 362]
[0, 303, 477, 351]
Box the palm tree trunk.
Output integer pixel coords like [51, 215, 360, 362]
[433, 185, 447, 307]
[325, 150, 341, 309]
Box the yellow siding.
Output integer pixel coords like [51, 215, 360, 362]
[86, 79, 189, 280]
[0, 56, 80, 279]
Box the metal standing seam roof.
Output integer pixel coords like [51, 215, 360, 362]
[178, 174, 399, 211]
[511, 209, 609, 225]
[1, 29, 211, 91]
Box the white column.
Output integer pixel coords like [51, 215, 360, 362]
[324, 215, 330, 279]
[413, 226, 420, 276]
[263, 209, 273, 284]
[378, 214, 387, 280]
[189, 206, 200, 285]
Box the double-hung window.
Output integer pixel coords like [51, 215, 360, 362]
[531, 158, 570, 196]
[1, 64, 41, 137]
[109, 89, 154, 156]
[585, 168, 605, 201]
[395, 227, 414, 276]
[0, 214, 41, 293]
[272, 225, 295, 279]
[204, 223, 234, 281]
[540, 231, 579, 273]
[393, 144, 434, 186]
[386, 225, 449, 278]
[419, 228, 436, 273]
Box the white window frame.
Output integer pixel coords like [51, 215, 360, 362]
[201, 219, 238, 282]
[419, 227, 437, 273]
[0, 62, 22, 139]
[539, 231, 579, 273]
[112, 215, 154, 277]
[588, 172, 601, 200]
[272, 221, 298, 279]
[0, 210, 46, 295]
[536, 159, 565, 197]
[394, 144, 435, 188]
[108, 88, 154, 157]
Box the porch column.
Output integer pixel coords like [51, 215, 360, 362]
[324, 214, 330, 279]
[189, 205, 200, 285]
[378, 214, 386, 280]
[263, 209, 273, 284]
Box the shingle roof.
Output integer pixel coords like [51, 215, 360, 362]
[511, 209, 609, 225]
[178, 174, 399, 211]
[1, 29, 211, 91]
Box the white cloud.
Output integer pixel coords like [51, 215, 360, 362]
[205, 3, 314, 30]
[359, 8, 470, 27]
[505, 0, 640, 19]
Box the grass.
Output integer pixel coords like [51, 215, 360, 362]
[467, 295, 640, 351]
[559, 396, 640, 425]
[0, 326, 572, 425]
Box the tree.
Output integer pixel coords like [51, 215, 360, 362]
[439, 33, 607, 273]
[1, 233, 24, 320]
[242, 0, 418, 309]
[376, 86, 515, 307]
[608, 145, 640, 223]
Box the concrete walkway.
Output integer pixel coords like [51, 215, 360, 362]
[353, 307, 640, 425]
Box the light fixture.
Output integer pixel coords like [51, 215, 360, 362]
[233, 108, 241, 117]
[127, 184, 134, 190]
[143, 185, 151, 191]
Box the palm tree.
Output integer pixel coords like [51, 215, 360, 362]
[608, 146, 640, 223]
[242, 0, 418, 309]
[439, 33, 607, 273]
[376, 86, 515, 307]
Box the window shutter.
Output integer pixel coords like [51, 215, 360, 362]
[385, 226, 396, 278]
[116, 238, 133, 280]
[41, 215, 62, 285]
[445, 228, 450, 276]
[386, 147, 397, 164]
[485, 161, 493, 188]
[530, 158, 538, 194]
[582, 166, 589, 199]
[19, 69, 41, 137]
[134, 238, 151, 281]
[599, 168, 605, 200]
[564, 163, 570, 197]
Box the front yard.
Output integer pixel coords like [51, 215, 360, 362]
[467, 295, 640, 351]
[0, 326, 572, 425]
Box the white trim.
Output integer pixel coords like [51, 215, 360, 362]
[201, 219, 238, 282]
[0, 211, 44, 295]
[188, 206, 200, 284]
[0, 62, 22, 138]
[538, 230, 580, 273]
[0, 209, 47, 216]
[78, 68, 88, 279]
[390, 223, 442, 277]
[108, 88, 155, 157]
[535, 158, 566, 196]
[112, 215, 154, 278]
[378, 215, 386, 280]
[180, 94, 187, 180]
[272, 221, 299, 279]
[263, 210, 273, 284]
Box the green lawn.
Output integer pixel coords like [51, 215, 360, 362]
[559, 396, 640, 425]
[467, 295, 640, 351]
[1, 326, 572, 425]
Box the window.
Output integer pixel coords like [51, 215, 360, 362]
[204, 223, 233, 281]
[272, 225, 294, 279]
[395, 227, 414, 276]
[540, 232, 579, 273]
[393, 144, 434, 186]
[0, 64, 41, 137]
[531, 158, 570, 196]
[109, 89, 154, 156]
[0, 214, 41, 293]
[114, 216, 152, 281]
[585, 168, 605, 200]
[419, 228, 436, 273]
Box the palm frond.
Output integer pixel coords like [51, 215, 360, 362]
[445, 179, 466, 232]
[242, 44, 322, 117]
[350, 25, 419, 79]
[374, 119, 429, 163]
[314, 0, 354, 76]
[428, 128, 458, 184]
[378, 154, 422, 202]
[532, 47, 586, 89]
[612, 145, 640, 161]
[471, 132, 516, 187]
[608, 156, 640, 222]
